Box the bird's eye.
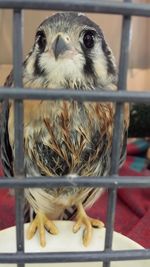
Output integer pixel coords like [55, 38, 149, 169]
[36, 30, 46, 52]
[83, 30, 95, 49]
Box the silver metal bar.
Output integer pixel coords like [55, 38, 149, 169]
[0, 176, 149, 188]
[0, 88, 150, 103]
[13, 9, 24, 267]
[0, 250, 150, 263]
[0, 0, 150, 17]
[103, 1, 132, 265]
[103, 188, 117, 267]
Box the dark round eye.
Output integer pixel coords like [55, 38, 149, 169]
[36, 30, 46, 52]
[83, 30, 95, 49]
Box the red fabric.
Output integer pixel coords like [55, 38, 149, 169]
[0, 141, 150, 248]
[0, 163, 15, 229]
[87, 161, 150, 249]
[88, 179, 150, 249]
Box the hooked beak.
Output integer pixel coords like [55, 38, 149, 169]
[52, 34, 70, 60]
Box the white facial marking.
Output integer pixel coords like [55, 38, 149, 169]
[39, 51, 85, 87]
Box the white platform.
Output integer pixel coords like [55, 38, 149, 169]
[0, 221, 149, 267]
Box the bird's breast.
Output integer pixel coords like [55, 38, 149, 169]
[8, 100, 114, 177]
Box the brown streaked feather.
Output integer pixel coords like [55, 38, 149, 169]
[6, 97, 128, 216]
[4, 70, 13, 87]
[2, 90, 129, 220]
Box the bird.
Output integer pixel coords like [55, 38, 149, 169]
[0, 12, 129, 247]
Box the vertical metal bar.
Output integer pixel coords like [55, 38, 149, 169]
[103, 1, 131, 267]
[13, 9, 25, 267]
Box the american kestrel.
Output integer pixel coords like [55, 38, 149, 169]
[1, 12, 129, 247]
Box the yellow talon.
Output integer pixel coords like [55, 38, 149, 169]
[73, 203, 104, 246]
[27, 212, 59, 247]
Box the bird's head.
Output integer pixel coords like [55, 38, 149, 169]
[24, 12, 117, 90]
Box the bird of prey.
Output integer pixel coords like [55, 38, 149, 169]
[1, 12, 129, 247]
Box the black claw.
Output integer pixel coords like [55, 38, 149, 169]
[44, 226, 56, 235]
[83, 228, 87, 238]
[33, 226, 38, 235]
[92, 225, 99, 228]
[44, 226, 50, 233]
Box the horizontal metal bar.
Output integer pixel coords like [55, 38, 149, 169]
[0, 250, 150, 263]
[0, 0, 150, 17]
[0, 88, 150, 103]
[0, 177, 149, 188]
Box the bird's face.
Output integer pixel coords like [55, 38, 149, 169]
[24, 12, 117, 89]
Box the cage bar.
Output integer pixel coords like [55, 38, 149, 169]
[0, 249, 150, 264]
[103, 188, 117, 267]
[0, 0, 150, 17]
[13, 9, 25, 267]
[0, 88, 150, 103]
[0, 176, 150, 188]
[103, 1, 132, 266]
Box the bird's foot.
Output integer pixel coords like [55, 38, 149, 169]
[26, 212, 59, 247]
[73, 203, 104, 246]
